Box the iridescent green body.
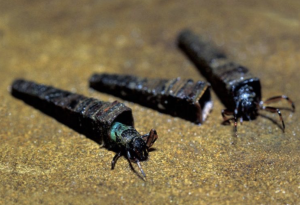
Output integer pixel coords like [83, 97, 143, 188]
[109, 122, 141, 148]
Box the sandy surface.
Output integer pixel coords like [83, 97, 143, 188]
[1, 0, 300, 204]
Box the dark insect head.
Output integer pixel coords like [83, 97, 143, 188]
[236, 85, 258, 119]
[223, 84, 295, 136]
[129, 137, 148, 161]
[128, 129, 158, 161]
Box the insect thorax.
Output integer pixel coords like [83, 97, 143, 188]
[109, 122, 141, 148]
[235, 85, 259, 118]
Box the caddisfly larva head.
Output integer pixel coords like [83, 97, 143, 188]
[128, 129, 158, 161]
[129, 137, 148, 161]
[237, 85, 258, 120]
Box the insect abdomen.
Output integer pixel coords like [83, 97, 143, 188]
[89, 74, 212, 124]
[178, 30, 261, 110]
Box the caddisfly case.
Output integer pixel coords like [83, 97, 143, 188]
[11, 79, 134, 146]
[89, 74, 213, 124]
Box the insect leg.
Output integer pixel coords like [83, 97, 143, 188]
[262, 95, 295, 112]
[221, 109, 233, 122]
[240, 117, 243, 125]
[111, 151, 122, 170]
[261, 106, 285, 132]
[222, 106, 239, 136]
[136, 160, 146, 178]
[126, 151, 146, 178]
[234, 108, 238, 137]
